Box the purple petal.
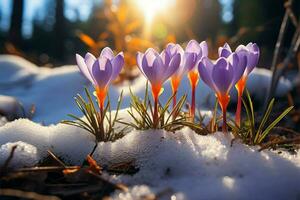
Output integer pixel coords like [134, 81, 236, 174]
[228, 52, 246, 84]
[144, 48, 158, 66]
[245, 43, 260, 75]
[198, 57, 216, 91]
[92, 57, 112, 88]
[235, 44, 247, 53]
[136, 52, 143, 68]
[84, 53, 96, 80]
[199, 41, 208, 57]
[171, 44, 184, 55]
[236, 43, 260, 75]
[165, 43, 176, 54]
[100, 47, 114, 60]
[84, 52, 96, 69]
[136, 52, 147, 77]
[212, 58, 234, 94]
[76, 54, 95, 84]
[164, 53, 181, 81]
[218, 43, 232, 58]
[245, 52, 259, 75]
[141, 53, 162, 84]
[111, 52, 124, 80]
[160, 50, 171, 66]
[183, 52, 198, 72]
[186, 40, 201, 54]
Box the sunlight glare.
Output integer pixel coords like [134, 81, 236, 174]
[135, 0, 176, 23]
[134, 0, 176, 40]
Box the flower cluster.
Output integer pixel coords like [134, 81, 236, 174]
[75, 41, 260, 133]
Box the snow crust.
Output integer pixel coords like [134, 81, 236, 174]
[0, 118, 300, 199]
[108, 129, 300, 200]
[0, 141, 39, 168]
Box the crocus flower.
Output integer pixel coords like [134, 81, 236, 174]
[168, 43, 199, 111]
[219, 43, 260, 126]
[185, 40, 208, 121]
[198, 53, 246, 132]
[137, 47, 181, 128]
[76, 47, 124, 112]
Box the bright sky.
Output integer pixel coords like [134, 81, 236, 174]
[0, 0, 234, 38]
[0, 0, 94, 37]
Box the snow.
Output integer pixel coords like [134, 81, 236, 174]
[0, 55, 38, 87]
[0, 118, 95, 164]
[1, 119, 300, 199]
[0, 55, 299, 199]
[0, 141, 39, 168]
[109, 129, 300, 200]
[0, 55, 292, 125]
[0, 95, 24, 120]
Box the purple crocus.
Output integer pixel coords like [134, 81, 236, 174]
[183, 40, 208, 120]
[76, 47, 124, 111]
[136, 47, 181, 128]
[198, 52, 247, 132]
[137, 47, 181, 96]
[219, 43, 260, 126]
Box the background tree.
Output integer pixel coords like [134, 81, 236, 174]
[54, 0, 66, 62]
[9, 0, 24, 47]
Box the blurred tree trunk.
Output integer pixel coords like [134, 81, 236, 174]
[9, 0, 24, 47]
[54, 0, 66, 61]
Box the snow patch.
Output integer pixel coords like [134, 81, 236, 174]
[0, 141, 39, 168]
[0, 118, 300, 199]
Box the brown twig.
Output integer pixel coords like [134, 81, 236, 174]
[47, 150, 67, 168]
[271, 25, 300, 94]
[264, 0, 291, 108]
[16, 166, 80, 173]
[259, 135, 300, 151]
[285, 0, 298, 27]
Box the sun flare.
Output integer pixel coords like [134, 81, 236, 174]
[133, 0, 176, 39]
[135, 0, 176, 23]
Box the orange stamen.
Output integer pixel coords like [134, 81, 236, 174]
[235, 75, 248, 127]
[171, 76, 181, 110]
[151, 84, 162, 100]
[95, 86, 108, 112]
[235, 75, 248, 97]
[151, 83, 162, 128]
[188, 70, 199, 89]
[216, 93, 230, 133]
[188, 70, 199, 121]
[171, 76, 181, 93]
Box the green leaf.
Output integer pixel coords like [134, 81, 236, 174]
[255, 98, 274, 143]
[257, 106, 293, 144]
